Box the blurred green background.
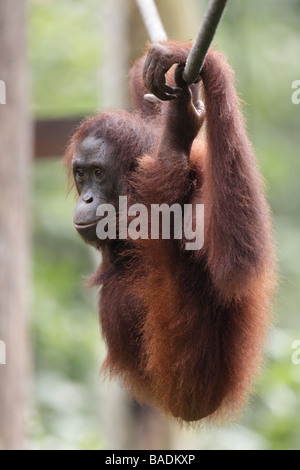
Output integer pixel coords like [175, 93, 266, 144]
[29, 0, 300, 450]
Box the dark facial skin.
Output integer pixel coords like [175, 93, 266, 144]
[72, 136, 122, 245]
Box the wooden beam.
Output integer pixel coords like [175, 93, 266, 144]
[34, 117, 84, 159]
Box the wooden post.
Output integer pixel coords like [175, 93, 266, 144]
[0, 0, 31, 450]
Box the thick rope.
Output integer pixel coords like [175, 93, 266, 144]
[135, 0, 228, 86]
[183, 0, 228, 84]
[135, 0, 167, 43]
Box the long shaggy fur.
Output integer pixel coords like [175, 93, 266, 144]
[65, 43, 276, 422]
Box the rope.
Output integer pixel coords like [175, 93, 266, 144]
[183, 0, 228, 84]
[135, 0, 167, 43]
[135, 0, 228, 85]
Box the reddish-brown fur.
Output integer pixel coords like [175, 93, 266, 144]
[65, 42, 275, 422]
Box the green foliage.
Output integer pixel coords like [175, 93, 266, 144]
[29, 0, 101, 117]
[29, 0, 300, 450]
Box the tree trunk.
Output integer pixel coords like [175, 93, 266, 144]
[0, 0, 31, 450]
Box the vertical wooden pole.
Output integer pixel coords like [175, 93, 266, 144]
[0, 0, 31, 450]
